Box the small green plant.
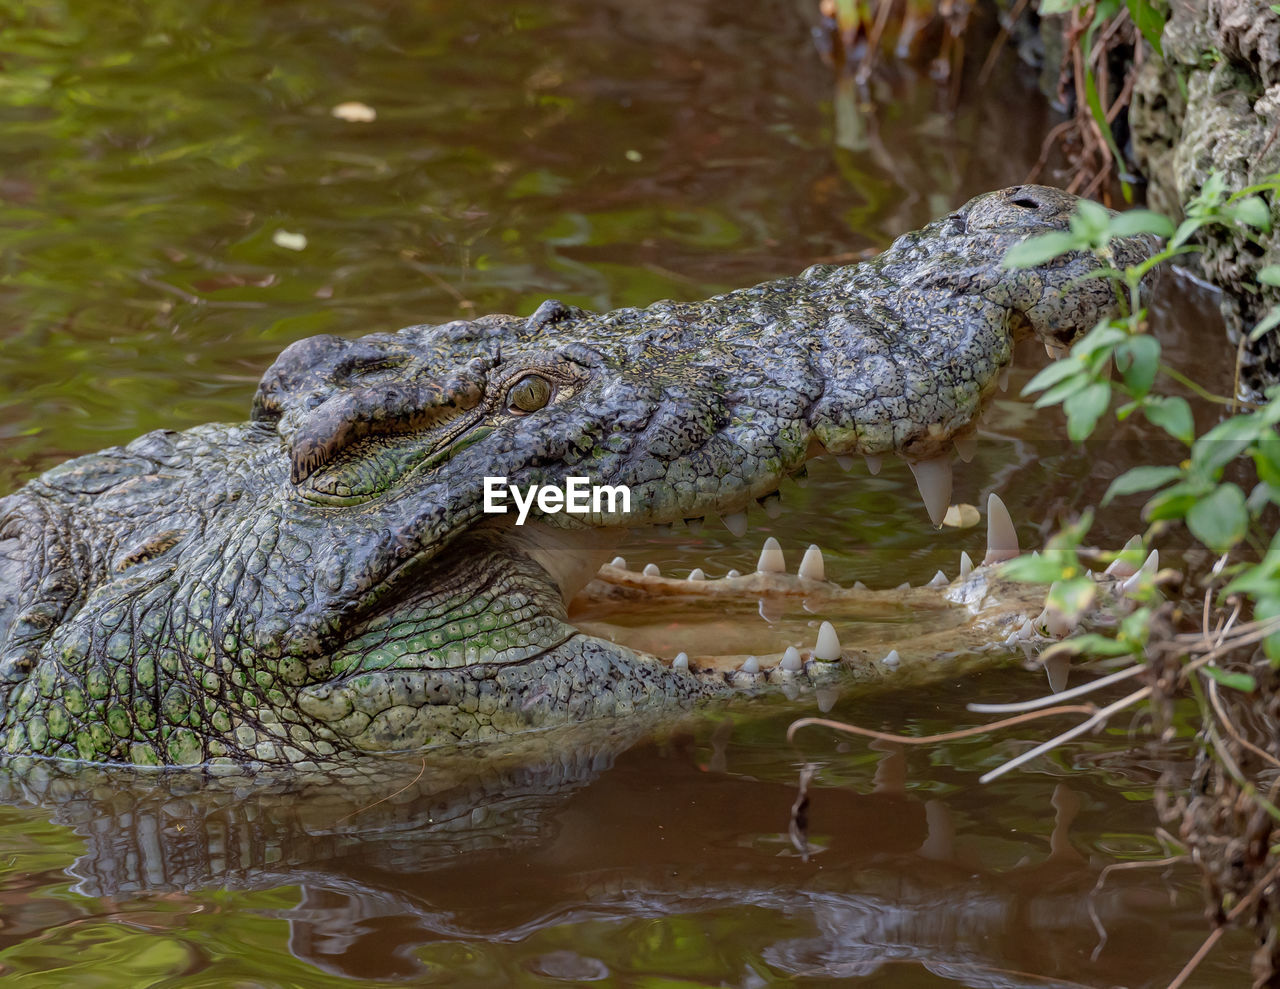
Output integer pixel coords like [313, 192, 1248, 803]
[1001, 171, 1280, 662]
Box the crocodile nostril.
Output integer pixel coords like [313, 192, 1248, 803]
[1010, 197, 1041, 209]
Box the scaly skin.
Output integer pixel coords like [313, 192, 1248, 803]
[0, 186, 1155, 769]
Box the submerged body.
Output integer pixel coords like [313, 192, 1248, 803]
[0, 186, 1155, 768]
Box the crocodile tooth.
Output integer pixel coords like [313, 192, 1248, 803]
[797, 544, 824, 581]
[836, 455, 855, 471]
[685, 517, 704, 535]
[1045, 341, 1068, 359]
[1104, 535, 1144, 578]
[756, 536, 785, 573]
[881, 649, 901, 668]
[853, 580, 868, 591]
[908, 457, 952, 527]
[1120, 550, 1159, 597]
[643, 563, 660, 577]
[982, 493, 1019, 565]
[1044, 652, 1070, 693]
[780, 646, 803, 671]
[740, 655, 760, 674]
[998, 366, 1011, 392]
[610, 556, 627, 570]
[816, 687, 838, 713]
[759, 493, 783, 519]
[926, 570, 948, 587]
[959, 550, 973, 578]
[865, 454, 882, 475]
[726, 569, 741, 579]
[813, 621, 842, 661]
[895, 581, 910, 591]
[672, 652, 689, 671]
[953, 433, 977, 463]
[688, 568, 706, 581]
[722, 512, 749, 538]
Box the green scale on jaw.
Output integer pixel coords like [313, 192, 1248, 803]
[0, 185, 1159, 769]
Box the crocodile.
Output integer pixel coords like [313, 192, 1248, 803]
[0, 185, 1156, 770]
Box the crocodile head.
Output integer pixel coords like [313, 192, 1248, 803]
[0, 185, 1156, 768]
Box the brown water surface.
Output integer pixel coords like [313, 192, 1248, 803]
[0, 0, 1253, 984]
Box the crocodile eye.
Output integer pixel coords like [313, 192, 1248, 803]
[507, 374, 552, 414]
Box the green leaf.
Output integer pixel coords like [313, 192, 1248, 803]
[1034, 371, 1092, 408]
[1108, 208, 1174, 239]
[1022, 357, 1085, 396]
[1064, 381, 1111, 442]
[1125, 0, 1166, 54]
[1170, 216, 1205, 250]
[1072, 200, 1113, 244]
[1115, 335, 1161, 396]
[1224, 195, 1273, 233]
[1039, 0, 1081, 11]
[1001, 553, 1074, 584]
[1186, 483, 1248, 553]
[1143, 395, 1195, 444]
[1002, 231, 1082, 269]
[1048, 576, 1097, 623]
[1192, 413, 1264, 475]
[1103, 464, 1183, 504]
[1250, 306, 1280, 342]
[1201, 665, 1258, 692]
[1072, 321, 1129, 360]
[1258, 265, 1280, 286]
[1041, 634, 1137, 661]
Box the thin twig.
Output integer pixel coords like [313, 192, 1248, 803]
[787, 703, 1098, 747]
[1166, 858, 1280, 989]
[1088, 856, 1187, 958]
[979, 686, 1152, 784]
[333, 757, 427, 825]
[968, 664, 1144, 714]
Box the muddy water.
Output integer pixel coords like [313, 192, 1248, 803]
[0, 0, 1256, 984]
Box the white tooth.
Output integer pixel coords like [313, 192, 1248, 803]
[927, 570, 948, 587]
[908, 457, 953, 527]
[780, 646, 803, 672]
[853, 580, 868, 591]
[1120, 550, 1159, 597]
[643, 563, 660, 577]
[953, 433, 977, 463]
[672, 652, 689, 671]
[756, 536, 786, 574]
[813, 621, 842, 661]
[896, 582, 911, 591]
[998, 366, 1011, 392]
[761, 496, 783, 520]
[836, 455, 855, 471]
[881, 649, 901, 668]
[982, 493, 1019, 565]
[1044, 652, 1070, 693]
[1045, 341, 1068, 359]
[797, 544, 825, 581]
[1104, 535, 1144, 578]
[816, 688, 838, 713]
[610, 556, 627, 570]
[1036, 605, 1072, 638]
[726, 569, 741, 579]
[865, 454, 882, 475]
[959, 550, 974, 578]
[688, 568, 706, 581]
[722, 511, 748, 538]
[740, 655, 760, 674]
